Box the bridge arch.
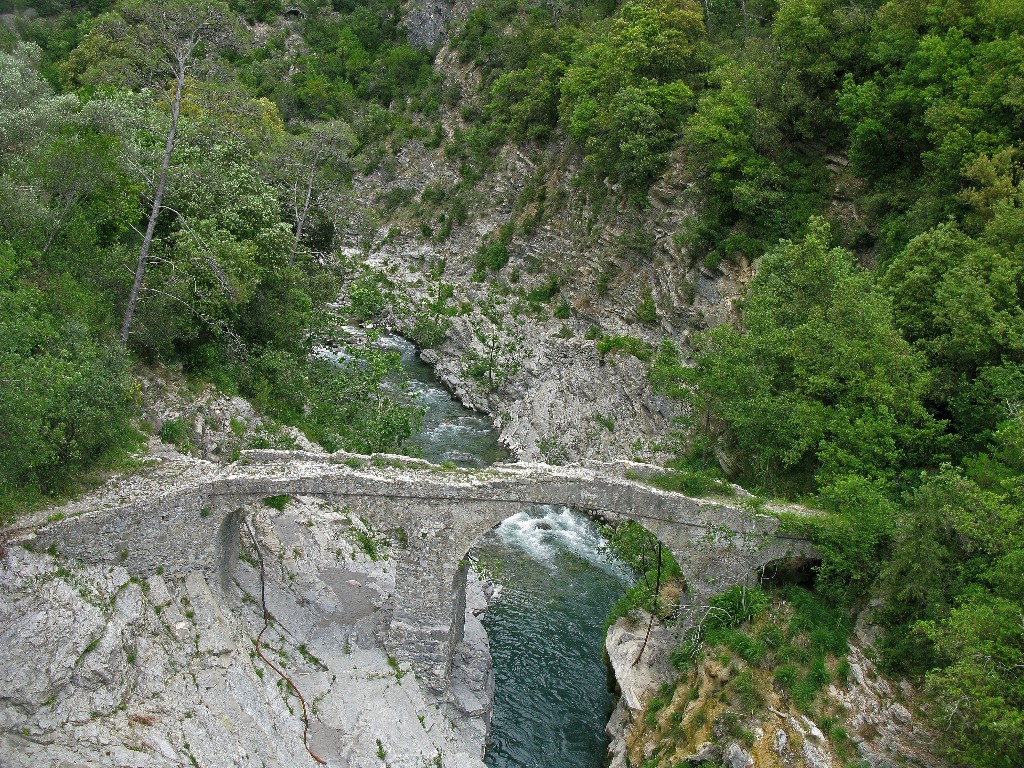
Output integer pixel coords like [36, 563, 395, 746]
[25, 450, 816, 696]
[341, 468, 816, 691]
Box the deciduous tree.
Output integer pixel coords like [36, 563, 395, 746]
[66, 0, 235, 343]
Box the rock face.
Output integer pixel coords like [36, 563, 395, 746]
[604, 615, 678, 768]
[403, 0, 455, 46]
[417, 317, 684, 464]
[831, 612, 952, 768]
[0, 492, 491, 768]
[137, 365, 322, 463]
[358, 178, 751, 466]
[723, 742, 755, 768]
[344, 80, 754, 467]
[605, 615, 676, 712]
[402, 0, 449, 46]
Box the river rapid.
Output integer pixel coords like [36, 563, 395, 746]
[383, 335, 633, 768]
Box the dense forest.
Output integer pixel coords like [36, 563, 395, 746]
[0, 0, 436, 517]
[1, 0, 1022, 765]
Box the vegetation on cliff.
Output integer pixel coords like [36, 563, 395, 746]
[0, 3, 427, 520]
[450, 0, 1023, 759]
[672, 211, 1022, 768]
[1, 0, 1022, 764]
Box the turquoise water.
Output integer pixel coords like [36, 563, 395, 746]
[387, 335, 631, 768]
[382, 334, 512, 467]
[473, 508, 631, 768]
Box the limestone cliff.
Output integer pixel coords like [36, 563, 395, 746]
[0, 474, 493, 768]
[333, 40, 756, 464]
[600, 605, 952, 768]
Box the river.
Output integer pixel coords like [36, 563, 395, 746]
[384, 335, 633, 768]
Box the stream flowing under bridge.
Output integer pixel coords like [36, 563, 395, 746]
[24, 450, 818, 693]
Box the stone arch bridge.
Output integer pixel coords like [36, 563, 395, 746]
[24, 450, 817, 694]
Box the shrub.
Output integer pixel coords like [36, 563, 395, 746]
[526, 274, 560, 303]
[348, 275, 387, 321]
[408, 314, 449, 348]
[474, 239, 511, 273]
[636, 289, 657, 324]
[595, 262, 617, 294]
[731, 669, 762, 711]
[263, 495, 291, 510]
[596, 334, 653, 362]
[159, 418, 192, 451]
[705, 586, 770, 631]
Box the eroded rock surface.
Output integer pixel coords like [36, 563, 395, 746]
[0, 493, 491, 768]
[137, 365, 321, 463]
[831, 612, 950, 768]
[602, 608, 951, 768]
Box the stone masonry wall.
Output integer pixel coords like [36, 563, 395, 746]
[21, 450, 817, 694]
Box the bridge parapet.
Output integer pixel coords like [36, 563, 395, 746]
[19, 450, 818, 694]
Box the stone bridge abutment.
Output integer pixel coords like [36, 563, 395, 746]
[22, 450, 818, 695]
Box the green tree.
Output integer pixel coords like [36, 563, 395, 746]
[304, 348, 424, 454]
[879, 429, 1024, 767]
[488, 53, 566, 141]
[686, 219, 937, 492]
[0, 43, 77, 158]
[0, 242, 136, 503]
[924, 570, 1024, 768]
[65, 0, 235, 343]
[463, 293, 532, 394]
[602, 520, 680, 623]
[837, 0, 1024, 253]
[268, 120, 355, 264]
[557, 0, 702, 187]
[679, 53, 829, 266]
[882, 221, 1024, 380]
[881, 205, 1024, 451]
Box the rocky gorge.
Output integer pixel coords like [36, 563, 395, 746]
[306, 28, 950, 763]
[0, 339, 948, 768]
[0, 1, 980, 766]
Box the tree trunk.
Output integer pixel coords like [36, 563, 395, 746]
[120, 59, 185, 344]
[290, 162, 316, 267]
[632, 541, 663, 667]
